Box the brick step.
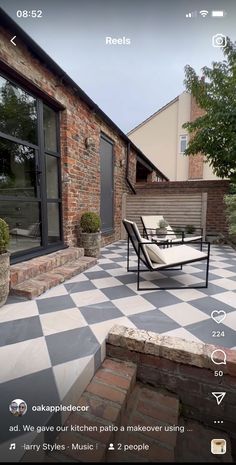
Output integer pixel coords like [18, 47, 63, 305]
[10, 247, 84, 287]
[10, 256, 96, 299]
[44, 358, 137, 463]
[106, 383, 180, 463]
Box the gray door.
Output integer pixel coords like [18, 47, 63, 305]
[100, 135, 114, 233]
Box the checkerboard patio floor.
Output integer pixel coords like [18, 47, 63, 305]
[0, 240, 235, 446]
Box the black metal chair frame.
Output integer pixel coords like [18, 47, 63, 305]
[140, 217, 203, 250]
[123, 220, 210, 291]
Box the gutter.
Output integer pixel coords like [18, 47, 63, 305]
[126, 142, 136, 194]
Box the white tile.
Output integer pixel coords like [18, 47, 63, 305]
[103, 253, 122, 259]
[53, 355, 94, 400]
[0, 337, 51, 383]
[40, 308, 87, 336]
[210, 261, 233, 269]
[162, 327, 202, 343]
[105, 268, 127, 277]
[90, 317, 137, 344]
[210, 269, 236, 278]
[168, 288, 207, 302]
[219, 311, 236, 330]
[0, 300, 38, 323]
[213, 291, 236, 309]
[71, 289, 108, 307]
[91, 276, 122, 289]
[127, 282, 158, 294]
[64, 274, 89, 284]
[37, 284, 68, 300]
[112, 295, 155, 316]
[98, 258, 112, 264]
[159, 302, 209, 326]
[173, 274, 204, 285]
[210, 279, 236, 291]
[141, 271, 165, 281]
[180, 265, 204, 274]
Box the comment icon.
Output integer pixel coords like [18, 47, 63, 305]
[211, 349, 227, 365]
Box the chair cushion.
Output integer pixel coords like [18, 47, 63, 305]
[144, 242, 166, 264]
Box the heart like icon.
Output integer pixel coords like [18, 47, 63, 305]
[211, 310, 226, 324]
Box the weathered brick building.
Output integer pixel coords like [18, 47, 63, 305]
[0, 9, 167, 263]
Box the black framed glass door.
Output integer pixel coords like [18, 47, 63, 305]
[0, 73, 63, 261]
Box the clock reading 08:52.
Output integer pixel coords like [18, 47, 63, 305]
[16, 10, 43, 18]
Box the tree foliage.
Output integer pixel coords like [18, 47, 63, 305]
[183, 38, 236, 181]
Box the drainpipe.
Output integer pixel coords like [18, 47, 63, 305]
[126, 141, 136, 194]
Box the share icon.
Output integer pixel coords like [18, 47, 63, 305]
[212, 392, 226, 405]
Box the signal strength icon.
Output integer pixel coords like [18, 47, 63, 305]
[200, 10, 209, 17]
[186, 11, 197, 18]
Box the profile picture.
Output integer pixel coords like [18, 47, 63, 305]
[9, 399, 27, 417]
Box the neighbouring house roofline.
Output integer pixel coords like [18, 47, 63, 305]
[0, 8, 169, 181]
[127, 95, 180, 136]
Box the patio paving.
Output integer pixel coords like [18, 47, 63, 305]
[0, 240, 236, 453]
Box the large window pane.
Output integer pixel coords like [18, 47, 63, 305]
[47, 203, 60, 243]
[0, 76, 37, 144]
[43, 105, 57, 152]
[46, 155, 59, 198]
[0, 200, 41, 253]
[0, 138, 37, 197]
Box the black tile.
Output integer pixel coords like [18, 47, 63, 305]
[46, 326, 99, 365]
[130, 309, 180, 333]
[36, 295, 75, 314]
[144, 291, 181, 309]
[101, 263, 123, 270]
[80, 301, 123, 325]
[102, 285, 136, 300]
[185, 320, 236, 348]
[0, 368, 60, 446]
[0, 316, 43, 347]
[84, 270, 110, 280]
[190, 297, 236, 315]
[64, 281, 96, 294]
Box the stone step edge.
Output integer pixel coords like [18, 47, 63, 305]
[10, 247, 85, 287]
[47, 358, 137, 463]
[10, 256, 97, 299]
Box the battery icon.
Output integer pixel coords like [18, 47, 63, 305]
[211, 11, 225, 17]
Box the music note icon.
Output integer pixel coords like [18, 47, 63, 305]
[9, 443, 16, 450]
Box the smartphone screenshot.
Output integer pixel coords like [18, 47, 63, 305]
[0, 0, 236, 462]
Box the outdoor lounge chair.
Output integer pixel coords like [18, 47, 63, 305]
[123, 219, 210, 290]
[141, 215, 203, 248]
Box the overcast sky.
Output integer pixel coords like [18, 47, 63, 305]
[0, 0, 236, 132]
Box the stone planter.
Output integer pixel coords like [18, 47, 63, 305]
[0, 252, 10, 308]
[81, 232, 101, 258]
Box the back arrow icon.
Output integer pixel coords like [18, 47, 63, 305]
[11, 36, 16, 46]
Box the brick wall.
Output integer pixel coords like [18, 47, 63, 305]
[136, 180, 230, 236]
[0, 26, 137, 248]
[106, 325, 236, 451]
[188, 96, 205, 180]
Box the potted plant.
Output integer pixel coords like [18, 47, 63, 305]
[0, 218, 10, 308]
[80, 212, 101, 258]
[156, 219, 168, 236]
[185, 224, 196, 236]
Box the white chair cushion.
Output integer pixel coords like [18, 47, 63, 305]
[143, 242, 166, 264]
[160, 244, 207, 267]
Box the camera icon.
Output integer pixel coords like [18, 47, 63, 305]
[212, 33, 227, 48]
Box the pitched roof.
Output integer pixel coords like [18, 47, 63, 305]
[127, 96, 179, 135]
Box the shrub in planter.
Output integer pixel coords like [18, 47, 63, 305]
[156, 219, 168, 235]
[185, 224, 196, 235]
[80, 212, 101, 257]
[0, 218, 10, 307]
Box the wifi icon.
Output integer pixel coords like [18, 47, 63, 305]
[200, 10, 209, 17]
